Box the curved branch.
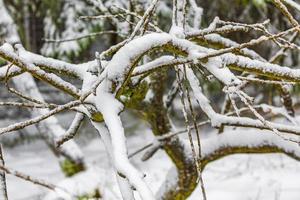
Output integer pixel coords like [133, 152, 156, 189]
[56, 112, 85, 148]
[158, 128, 300, 199]
[201, 129, 300, 168]
[92, 122, 134, 200]
[93, 82, 155, 200]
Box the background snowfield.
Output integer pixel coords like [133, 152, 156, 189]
[4, 127, 300, 200]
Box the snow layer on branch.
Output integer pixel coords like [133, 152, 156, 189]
[199, 53, 241, 85]
[129, 32, 300, 86]
[103, 32, 203, 83]
[16, 46, 85, 79]
[91, 122, 135, 200]
[201, 128, 300, 159]
[175, 126, 300, 164]
[95, 80, 124, 117]
[221, 53, 300, 81]
[0, 64, 22, 80]
[104, 33, 171, 83]
[133, 55, 175, 75]
[204, 34, 265, 61]
[106, 32, 240, 86]
[93, 80, 155, 200]
[185, 67, 216, 119]
[0, 43, 81, 97]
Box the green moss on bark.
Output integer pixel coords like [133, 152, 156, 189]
[60, 159, 85, 177]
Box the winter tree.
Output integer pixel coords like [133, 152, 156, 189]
[0, 0, 300, 199]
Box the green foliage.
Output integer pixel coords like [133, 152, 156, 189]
[292, 84, 300, 94]
[77, 189, 102, 200]
[251, 0, 268, 9]
[60, 159, 85, 177]
[205, 80, 222, 95]
[0, 58, 5, 66]
[43, 0, 64, 25]
[238, 0, 267, 8]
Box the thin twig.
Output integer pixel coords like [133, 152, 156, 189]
[56, 112, 85, 147]
[0, 100, 81, 135]
[0, 164, 55, 191]
[183, 66, 207, 199]
[0, 102, 57, 109]
[237, 76, 297, 85]
[175, 66, 200, 177]
[0, 145, 8, 200]
[43, 31, 120, 43]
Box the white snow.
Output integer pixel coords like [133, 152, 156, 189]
[3, 125, 300, 200]
[44, 167, 104, 200]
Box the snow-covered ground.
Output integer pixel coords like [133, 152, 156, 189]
[3, 127, 300, 200]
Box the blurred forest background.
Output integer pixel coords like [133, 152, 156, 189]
[2, 0, 300, 145]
